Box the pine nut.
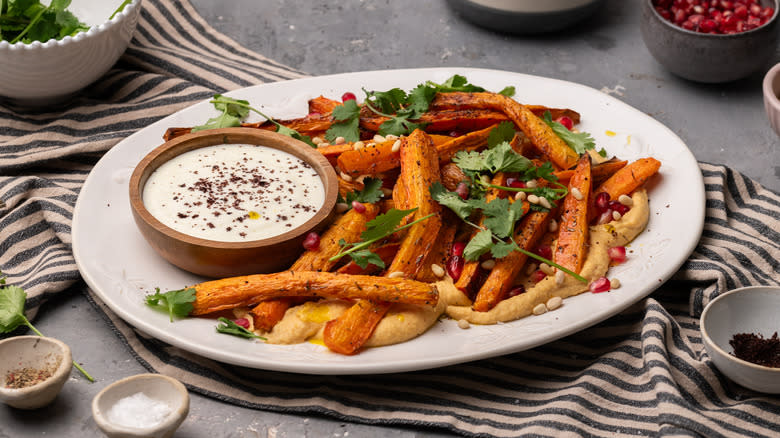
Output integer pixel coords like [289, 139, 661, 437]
[388, 271, 405, 279]
[334, 136, 346, 145]
[527, 194, 540, 204]
[319, 142, 331, 148]
[335, 202, 350, 213]
[481, 259, 496, 270]
[353, 141, 365, 150]
[540, 263, 554, 276]
[532, 303, 548, 315]
[555, 270, 565, 285]
[539, 197, 552, 209]
[431, 264, 445, 278]
[385, 134, 398, 141]
[391, 139, 401, 153]
[312, 136, 324, 145]
[548, 219, 558, 232]
[546, 296, 563, 311]
[373, 134, 386, 143]
[381, 187, 393, 197]
[515, 191, 527, 201]
[571, 187, 583, 200]
[612, 210, 622, 221]
[339, 172, 353, 182]
[525, 263, 538, 276]
[610, 278, 621, 289]
[525, 179, 538, 188]
[457, 319, 470, 329]
[618, 194, 633, 206]
[480, 174, 491, 184]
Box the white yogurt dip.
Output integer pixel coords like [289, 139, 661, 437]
[143, 144, 324, 242]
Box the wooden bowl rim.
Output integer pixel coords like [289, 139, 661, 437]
[128, 127, 338, 250]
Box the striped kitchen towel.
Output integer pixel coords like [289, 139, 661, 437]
[1, 1, 779, 437]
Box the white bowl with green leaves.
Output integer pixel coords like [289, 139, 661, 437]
[0, 0, 142, 104]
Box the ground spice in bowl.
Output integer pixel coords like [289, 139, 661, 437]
[729, 331, 780, 368]
[4, 365, 57, 389]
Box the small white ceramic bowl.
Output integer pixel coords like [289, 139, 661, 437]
[0, 0, 142, 104]
[92, 373, 189, 438]
[700, 286, 780, 393]
[762, 62, 780, 137]
[0, 336, 73, 409]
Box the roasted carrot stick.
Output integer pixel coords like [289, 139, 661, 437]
[472, 209, 552, 312]
[250, 298, 300, 332]
[308, 95, 341, 114]
[593, 157, 661, 200]
[190, 271, 439, 315]
[336, 243, 400, 275]
[430, 92, 580, 170]
[554, 154, 592, 273]
[323, 300, 392, 355]
[554, 159, 628, 186]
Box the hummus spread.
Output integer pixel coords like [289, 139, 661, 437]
[256, 189, 650, 347]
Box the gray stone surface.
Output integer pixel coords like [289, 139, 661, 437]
[2, 1, 778, 437]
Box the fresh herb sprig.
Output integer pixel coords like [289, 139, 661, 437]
[0, 272, 95, 382]
[329, 208, 435, 269]
[541, 111, 596, 154]
[216, 317, 266, 340]
[192, 94, 316, 147]
[144, 287, 196, 322]
[1, 0, 89, 44]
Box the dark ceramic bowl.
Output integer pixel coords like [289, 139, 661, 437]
[640, 0, 779, 83]
[129, 128, 339, 278]
[447, 0, 605, 34]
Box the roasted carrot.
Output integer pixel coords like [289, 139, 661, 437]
[337, 138, 400, 176]
[359, 107, 507, 133]
[555, 159, 628, 186]
[308, 95, 341, 115]
[554, 154, 592, 273]
[336, 243, 400, 275]
[415, 216, 458, 283]
[290, 204, 379, 272]
[323, 300, 392, 355]
[435, 123, 497, 163]
[317, 143, 355, 166]
[593, 157, 661, 200]
[429, 97, 581, 126]
[250, 298, 299, 332]
[472, 208, 552, 312]
[190, 271, 439, 315]
[430, 92, 580, 170]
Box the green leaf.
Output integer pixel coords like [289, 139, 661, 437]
[426, 74, 486, 93]
[542, 111, 596, 155]
[349, 249, 386, 270]
[343, 177, 384, 205]
[216, 317, 265, 340]
[498, 86, 516, 97]
[487, 121, 516, 148]
[463, 229, 493, 261]
[360, 208, 417, 242]
[490, 240, 517, 259]
[0, 285, 27, 333]
[429, 182, 481, 220]
[190, 111, 242, 132]
[366, 87, 408, 114]
[145, 288, 196, 322]
[325, 99, 361, 143]
[484, 142, 533, 174]
[481, 197, 527, 239]
[212, 94, 250, 118]
[406, 84, 437, 117]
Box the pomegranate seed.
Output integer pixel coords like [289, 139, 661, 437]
[720, 0, 733, 10]
[734, 4, 748, 18]
[749, 4, 761, 15]
[534, 245, 553, 259]
[506, 285, 526, 298]
[760, 7, 775, 19]
[351, 200, 367, 213]
[608, 200, 630, 215]
[597, 210, 613, 225]
[746, 15, 762, 28]
[531, 270, 547, 283]
[594, 192, 611, 213]
[447, 255, 464, 281]
[608, 246, 627, 264]
[302, 232, 320, 251]
[451, 241, 466, 257]
[341, 92, 356, 102]
[682, 19, 696, 29]
[233, 318, 250, 329]
[700, 18, 718, 31]
[555, 116, 574, 130]
[505, 178, 526, 189]
[589, 277, 612, 293]
[455, 182, 469, 200]
[689, 13, 705, 24]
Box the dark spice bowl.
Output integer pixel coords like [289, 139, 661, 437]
[129, 128, 339, 278]
[640, 0, 779, 83]
[700, 286, 780, 393]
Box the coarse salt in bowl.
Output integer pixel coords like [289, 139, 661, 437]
[0, 0, 142, 104]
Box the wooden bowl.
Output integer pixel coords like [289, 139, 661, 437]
[129, 128, 338, 278]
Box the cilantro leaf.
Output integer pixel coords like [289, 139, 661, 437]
[487, 121, 517, 148]
[216, 317, 265, 339]
[490, 240, 518, 259]
[0, 285, 27, 333]
[343, 177, 384, 204]
[426, 75, 486, 93]
[326, 99, 361, 143]
[191, 112, 242, 132]
[360, 208, 417, 242]
[542, 111, 596, 154]
[463, 229, 493, 261]
[406, 84, 438, 117]
[430, 182, 480, 220]
[145, 287, 196, 322]
[366, 87, 408, 114]
[481, 197, 528, 239]
[498, 86, 516, 97]
[212, 94, 250, 119]
[454, 141, 533, 174]
[349, 249, 386, 270]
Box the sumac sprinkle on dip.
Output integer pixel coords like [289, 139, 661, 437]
[729, 331, 780, 368]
